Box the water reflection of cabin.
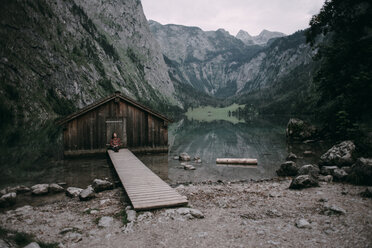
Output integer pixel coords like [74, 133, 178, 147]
[58, 91, 171, 156]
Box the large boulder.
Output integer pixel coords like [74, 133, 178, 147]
[319, 141, 356, 167]
[348, 158, 372, 185]
[179, 152, 191, 161]
[289, 175, 319, 189]
[31, 184, 49, 195]
[79, 186, 95, 201]
[66, 187, 83, 198]
[298, 164, 320, 178]
[92, 179, 113, 192]
[286, 118, 317, 141]
[0, 192, 16, 208]
[276, 161, 298, 177]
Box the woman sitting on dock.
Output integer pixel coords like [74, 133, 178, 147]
[110, 132, 122, 152]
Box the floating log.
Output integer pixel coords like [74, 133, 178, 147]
[216, 158, 258, 165]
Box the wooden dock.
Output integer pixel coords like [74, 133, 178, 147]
[108, 149, 188, 210]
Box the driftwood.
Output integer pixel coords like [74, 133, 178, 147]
[216, 158, 258, 165]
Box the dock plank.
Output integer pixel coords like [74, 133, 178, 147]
[108, 149, 188, 210]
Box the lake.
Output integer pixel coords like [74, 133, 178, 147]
[0, 114, 331, 190]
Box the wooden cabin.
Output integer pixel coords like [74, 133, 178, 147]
[58, 92, 171, 156]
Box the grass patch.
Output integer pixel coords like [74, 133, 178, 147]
[0, 227, 59, 248]
[114, 209, 128, 225]
[185, 104, 246, 124]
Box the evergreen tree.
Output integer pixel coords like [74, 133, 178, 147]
[306, 0, 372, 137]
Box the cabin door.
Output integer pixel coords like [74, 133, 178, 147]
[106, 117, 127, 147]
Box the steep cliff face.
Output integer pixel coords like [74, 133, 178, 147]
[0, 0, 178, 131]
[150, 21, 313, 100]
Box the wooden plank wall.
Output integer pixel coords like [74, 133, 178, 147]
[63, 99, 168, 152]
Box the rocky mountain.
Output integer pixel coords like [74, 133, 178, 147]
[149, 21, 314, 103]
[0, 0, 179, 133]
[236, 29, 286, 45]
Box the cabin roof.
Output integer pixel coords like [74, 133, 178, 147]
[57, 92, 172, 125]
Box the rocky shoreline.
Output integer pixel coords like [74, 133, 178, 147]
[0, 176, 371, 248]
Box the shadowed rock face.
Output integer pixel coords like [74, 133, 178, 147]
[0, 0, 179, 127]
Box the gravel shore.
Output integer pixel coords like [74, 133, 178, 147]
[1, 179, 371, 248]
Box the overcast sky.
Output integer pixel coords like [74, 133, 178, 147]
[141, 0, 326, 36]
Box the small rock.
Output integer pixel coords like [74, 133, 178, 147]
[49, 183, 64, 193]
[60, 227, 74, 234]
[65, 187, 83, 198]
[0, 188, 7, 196]
[286, 153, 297, 161]
[320, 166, 339, 176]
[0, 192, 16, 208]
[31, 184, 49, 195]
[195, 159, 202, 163]
[303, 151, 314, 156]
[298, 164, 320, 177]
[98, 216, 114, 228]
[176, 208, 190, 215]
[64, 232, 82, 243]
[179, 152, 191, 161]
[295, 218, 312, 229]
[92, 179, 113, 192]
[8, 185, 30, 194]
[125, 206, 132, 211]
[320, 140, 356, 166]
[14, 205, 33, 214]
[289, 175, 319, 189]
[276, 161, 298, 176]
[189, 208, 204, 219]
[318, 175, 333, 183]
[322, 205, 346, 215]
[176, 185, 185, 190]
[348, 157, 372, 185]
[332, 168, 348, 181]
[79, 186, 95, 201]
[183, 164, 196, 170]
[198, 232, 208, 238]
[360, 187, 372, 198]
[57, 182, 67, 187]
[137, 212, 153, 222]
[90, 210, 99, 214]
[24, 242, 40, 248]
[173, 156, 179, 160]
[126, 210, 137, 222]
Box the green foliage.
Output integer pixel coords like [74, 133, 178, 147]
[114, 209, 128, 225]
[46, 89, 76, 116]
[98, 78, 115, 93]
[306, 0, 372, 137]
[14, 232, 34, 246]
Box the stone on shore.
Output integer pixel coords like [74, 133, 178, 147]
[176, 208, 204, 219]
[98, 216, 114, 228]
[332, 168, 348, 181]
[298, 164, 320, 177]
[360, 187, 372, 198]
[66, 187, 83, 198]
[31, 184, 49, 195]
[126, 210, 137, 222]
[318, 175, 333, 183]
[8, 185, 30, 194]
[286, 153, 297, 161]
[24, 242, 40, 248]
[0, 192, 16, 208]
[179, 152, 191, 161]
[289, 175, 319, 189]
[286, 118, 317, 141]
[184, 164, 196, 170]
[322, 204, 346, 215]
[348, 158, 372, 185]
[295, 218, 312, 229]
[79, 186, 95, 201]
[320, 166, 338, 176]
[49, 183, 64, 193]
[320, 140, 356, 167]
[276, 161, 298, 177]
[92, 179, 113, 192]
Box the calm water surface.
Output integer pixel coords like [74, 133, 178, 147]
[0, 116, 331, 189]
